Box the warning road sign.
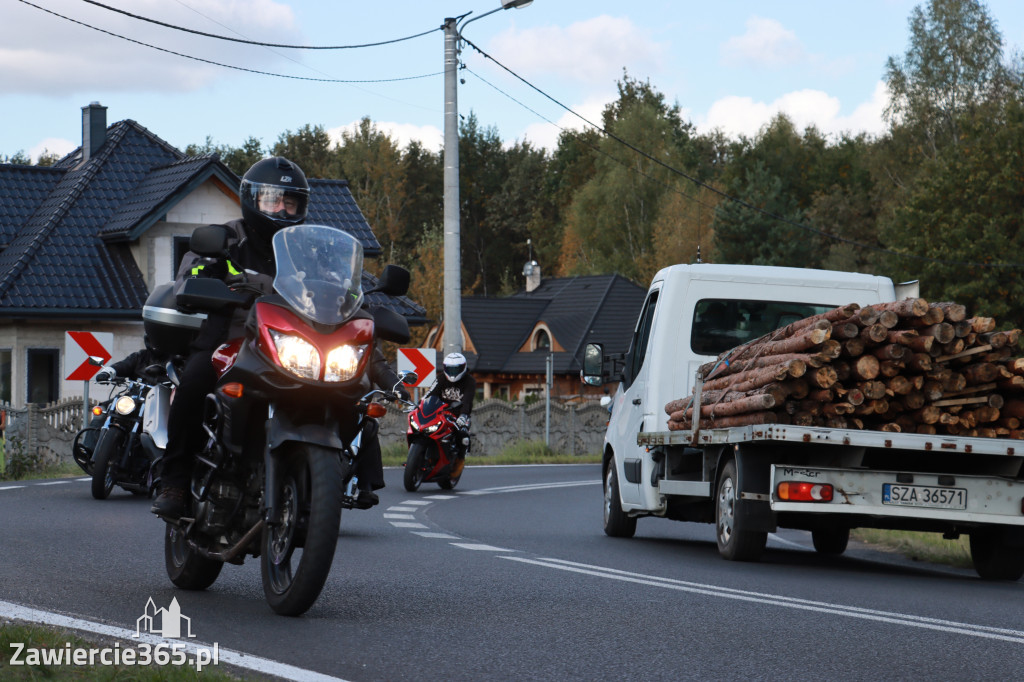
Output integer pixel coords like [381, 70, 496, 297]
[65, 331, 113, 381]
[397, 348, 436, 387]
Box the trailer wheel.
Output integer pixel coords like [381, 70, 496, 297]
[811, 527, 849, 555]
[603, 465, 636, 538]
[715, 460, 766, 561]
[970, 530, 1024, 581]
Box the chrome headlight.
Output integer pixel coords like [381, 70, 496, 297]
[114, 396, 137, 415]
[324, 344, 367, 382]
[270, 330, 321, 380]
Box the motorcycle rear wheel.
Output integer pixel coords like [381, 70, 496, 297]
[261, 444, 343, 616]
[165, 523, 223, 590]
[90, 429, 123, 500]
[404, 442, 426, 492]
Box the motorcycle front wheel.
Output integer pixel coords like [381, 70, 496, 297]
[261, 444, 343, 616]
[165, 523, 223, 590]
[90, 429, 123, 500]
[404, 441, 427, 492]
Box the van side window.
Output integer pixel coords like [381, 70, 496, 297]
[623, 290, 659, 390]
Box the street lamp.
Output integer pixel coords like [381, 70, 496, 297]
[441, 0, 534, 358]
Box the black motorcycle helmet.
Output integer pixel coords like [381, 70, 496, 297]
[239, 157, 310, 239]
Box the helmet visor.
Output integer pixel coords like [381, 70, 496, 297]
[243, 181, 309, 224]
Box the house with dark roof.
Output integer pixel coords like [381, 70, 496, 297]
[426, 264, 645, 401]
[0, 102, 424, 408]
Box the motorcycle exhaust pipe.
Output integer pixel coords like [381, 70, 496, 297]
[191, 519, 265, 564]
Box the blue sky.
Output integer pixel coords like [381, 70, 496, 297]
[3, 0, 1024, 162]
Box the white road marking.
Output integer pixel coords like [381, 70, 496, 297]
[389, 522, 429, 529]
[0, 485, 25, 491]
[36, 481, 69, 486]
[424, 495, 457, 500]
[412, 532, 459, 539]
[386, 506, 419, 513]
[383, 514, 417, 521]
[451, 543, 515, 552]
[500, 556, 1024, 644]
[399, 500, 432, 506]
[462, 481, 600, 495]
[0, 599, 348, 681]
[768, 533, 809, 550]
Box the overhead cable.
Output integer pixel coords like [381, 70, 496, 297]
[77, 0, 439, 49]
[18, 0, 441, 84]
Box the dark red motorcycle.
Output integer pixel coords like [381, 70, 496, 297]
[404, 395, 465, 491]
[152, 223, 412, 616]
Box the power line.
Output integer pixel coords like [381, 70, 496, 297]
[18, 0, 442, 84]
[77, 0, 439, 49]
[461, 36, 1024, 270]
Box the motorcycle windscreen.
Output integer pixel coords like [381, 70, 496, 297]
[272, 224, 365, 325]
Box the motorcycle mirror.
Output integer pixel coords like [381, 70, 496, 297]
[398, 370, 418, 386]
[372, 307, 411, 344]
[88, 356, 105, 367]
[366, 265, 410, 297]
[189, 224, 231, 257]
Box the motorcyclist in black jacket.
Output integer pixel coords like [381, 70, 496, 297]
[93, 336, 168, 384]
[151, 156, 310, 519]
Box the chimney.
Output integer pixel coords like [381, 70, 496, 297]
[81, 102, 107, 162]
[523, 260, 541, 293]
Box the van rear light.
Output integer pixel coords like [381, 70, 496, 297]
[777, 481, 833, 502]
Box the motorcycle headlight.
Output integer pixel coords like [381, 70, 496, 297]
[114, 395, 137, 415]
[270, 330, 321, 380]
[422, 423, 441, 435]
[324, 344, 367, 382]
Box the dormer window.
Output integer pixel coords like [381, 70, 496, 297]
[533, 328, 551, 352]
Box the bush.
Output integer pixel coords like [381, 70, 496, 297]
[0, 436, 42, 481]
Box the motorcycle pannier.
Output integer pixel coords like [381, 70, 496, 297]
[142, 282, 206, 356]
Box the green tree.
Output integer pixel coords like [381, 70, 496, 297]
[336, 118, 408, 265]
[884, 0, 1007, 157]
[184, 135, 264, 176]
[272, 124, 336, 179]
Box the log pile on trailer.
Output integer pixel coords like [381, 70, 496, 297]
[665, 299, 1024, 439]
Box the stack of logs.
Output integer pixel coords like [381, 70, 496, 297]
[665, 299, 1024, 439]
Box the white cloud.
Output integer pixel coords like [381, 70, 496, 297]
[488, 15, 665, 85]
[29, 137, 76, 162]
[327, 121, 443, 152]
[698, 82, 889, 139]
[721, 16, 805, 68]
[520, 94, 612, 151]
[0, 0, 300, 93]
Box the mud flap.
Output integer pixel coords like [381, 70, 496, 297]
[735, 446, 777, 533]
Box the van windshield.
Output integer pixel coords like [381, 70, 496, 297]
[691, 299, 835, 356]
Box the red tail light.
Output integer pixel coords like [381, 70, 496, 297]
[777, 481, 833, 502]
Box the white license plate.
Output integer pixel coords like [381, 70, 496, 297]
[882, 483, 967, 510]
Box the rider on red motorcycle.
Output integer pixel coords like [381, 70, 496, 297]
[426, 352, 476, 469]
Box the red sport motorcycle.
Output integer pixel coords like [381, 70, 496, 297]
[404, 395, 466, 491]
[156, 223, 413, 616]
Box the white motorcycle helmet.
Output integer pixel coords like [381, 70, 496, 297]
[442, 352, 467, 382]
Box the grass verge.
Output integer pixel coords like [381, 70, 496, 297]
[0, 622, 240, 680]
[381, 439, 600, 467]
[851, 529, 974, 569]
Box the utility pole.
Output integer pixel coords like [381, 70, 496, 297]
[442, 16, 461, 358]
[441, 1, 534, 359]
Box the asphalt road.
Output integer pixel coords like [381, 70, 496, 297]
[2, 464, 1023, 681]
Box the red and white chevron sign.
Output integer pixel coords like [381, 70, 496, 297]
[65, 331, 113, 381]
[397, 348, 436, 387]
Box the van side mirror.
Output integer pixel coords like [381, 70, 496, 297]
[582, 343, 604, 385]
